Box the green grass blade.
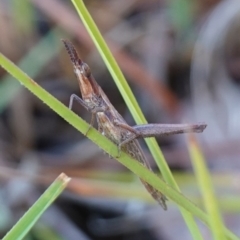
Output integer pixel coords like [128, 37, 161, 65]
[3, 173, 70, 240]
[0, 51, 238, 240]
[70, 0, 202, 238]
[188, 136, 227, 240]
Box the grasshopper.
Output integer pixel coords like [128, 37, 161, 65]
[62, 40, 207, 210]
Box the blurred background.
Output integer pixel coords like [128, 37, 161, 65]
[1, 0, 240, 239]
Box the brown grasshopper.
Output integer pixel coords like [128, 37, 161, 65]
[62, 40, 207, 210]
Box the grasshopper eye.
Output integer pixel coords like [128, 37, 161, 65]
[82, 63, 91, 77]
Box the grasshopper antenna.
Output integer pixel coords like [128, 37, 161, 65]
[61, 39, 83, 66]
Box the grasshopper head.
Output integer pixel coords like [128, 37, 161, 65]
[62, 39, 100, 101]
